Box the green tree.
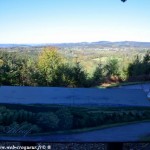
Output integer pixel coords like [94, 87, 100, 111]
[128, 52, 150, 81]
[143, 51, 150, 75]
[38, 47, 63, 86]
[105, 59, 120, 76]
[92, 64, 104, 85]
[71, 62, 88, 87]
[128, 55, 142, 77]
[54, 62, 88, 87]
[0, 59, 3, 67]
[104, 58, 120, 81]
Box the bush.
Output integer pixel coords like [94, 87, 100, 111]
[56, 108, 73, 130]
[36, 112, 59, 131]
[72, 111, 89, 129]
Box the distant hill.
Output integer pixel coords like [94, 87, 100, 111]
[0, 44, 30, 48]
[50, 41, 150, 48]
[1, 41, 150, 48]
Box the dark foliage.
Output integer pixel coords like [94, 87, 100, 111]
[0, 105, 150, 134]
[128, 51, 150, 81]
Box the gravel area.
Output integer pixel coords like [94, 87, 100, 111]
[0, 86, 150, 106]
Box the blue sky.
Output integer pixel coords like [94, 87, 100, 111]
[0, 0, 150, 43]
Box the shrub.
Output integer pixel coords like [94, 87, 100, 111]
[56, 108, 73, 130]
[36, 112, 59, 131]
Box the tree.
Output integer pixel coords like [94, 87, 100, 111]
[53, 63, 76, 87]
[71, 62, 88, 87]
[104, 58, 120, 79]
[128, 52, 150, 81]
[92, 64, 104, 85]
[142, 51, 150, 75]
[0, 59, 3, 67]
[38, 47, 63, 86]
[20, 59, 43, 86]
[56, 62, 88, 87]
[0, 51, 29, 86]
[128, 55, 141, 77]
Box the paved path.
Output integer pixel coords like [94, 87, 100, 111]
[0, 122, 150, 142]
[118, 83, 150, 92]
[0, 86, 150, 106]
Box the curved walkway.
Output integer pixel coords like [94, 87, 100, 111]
[0, 122, 150, 142]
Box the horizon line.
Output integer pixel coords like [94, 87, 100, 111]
[1, 40, 150, 45]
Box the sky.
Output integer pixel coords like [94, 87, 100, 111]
[0, 0, 150, 44]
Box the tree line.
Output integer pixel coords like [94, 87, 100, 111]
[0, 47, 150, 87]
